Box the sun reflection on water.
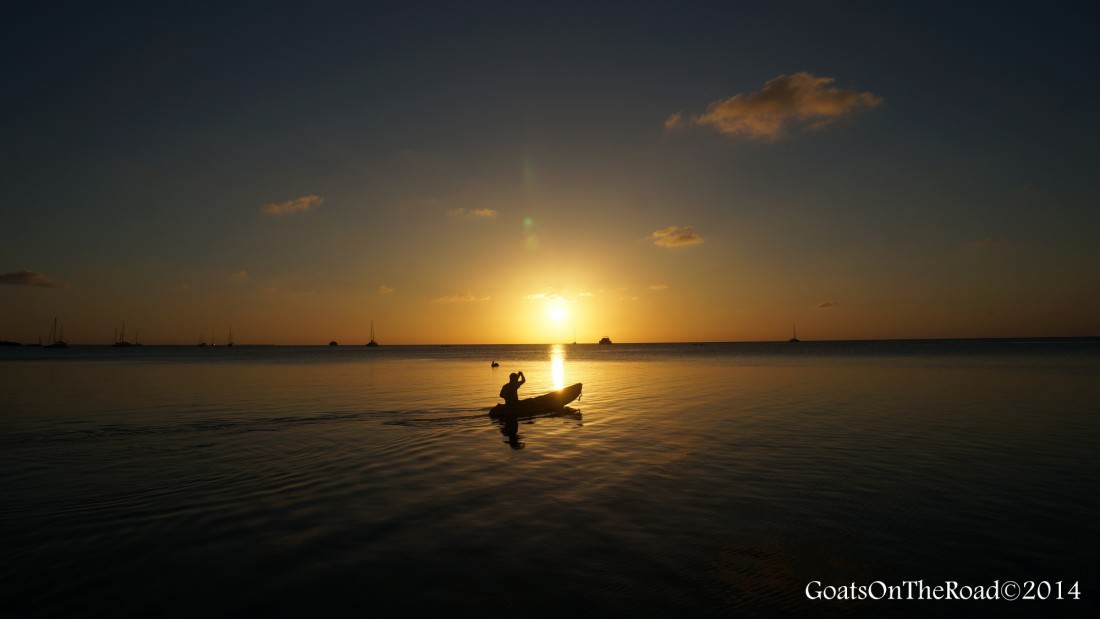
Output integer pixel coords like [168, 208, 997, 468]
[550, 344, 565, 389]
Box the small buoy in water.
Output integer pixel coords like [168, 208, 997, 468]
[491, 361, 499, 367]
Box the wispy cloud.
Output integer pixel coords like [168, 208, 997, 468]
[260, 194, 323, 216]
[663, 112, 685, 130]
[649, 283, 669, 291]
[433, 292, 490, 303]
[651, 226, 704, 248]
[526, 292, 573, 304]
[378, 284, 395, 295]
[676, 72, 882, 140]
[0, 270, 62, 288]
[448, 207, 498, 219]
[817, 301, 839, 309]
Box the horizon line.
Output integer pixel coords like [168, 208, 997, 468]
[4, 335, 1098, 347]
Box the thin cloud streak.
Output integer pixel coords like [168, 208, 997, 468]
[651, 226, 704, 248]
[448, 207, 498, 219]
[0, 270, 62, 288]
[526, 292, 573, 304]
[432, 292, 490, 303]
[260, 194, 323, 216]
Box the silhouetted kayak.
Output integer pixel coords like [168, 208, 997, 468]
[490, 383, 582, 418]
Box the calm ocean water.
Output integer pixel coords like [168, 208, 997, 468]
[2, 341, 1098, 617]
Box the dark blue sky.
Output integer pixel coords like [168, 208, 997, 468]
[2, 2, 1098, 343]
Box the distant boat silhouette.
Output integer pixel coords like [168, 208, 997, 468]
[329, 340, 339, 347]
[598, 336, 613, 345]
[227, 327, 234, 347]
[491, 361, 499, 367]
[366, 321, 379, 347]
[46, 317, 68, 348]
[788, 322, 800, 343]
[112, 323, 135, 347]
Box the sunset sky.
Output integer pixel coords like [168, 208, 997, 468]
[2, 3, 1098, 344]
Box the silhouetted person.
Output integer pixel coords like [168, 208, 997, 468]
[499, 371, 525, 406]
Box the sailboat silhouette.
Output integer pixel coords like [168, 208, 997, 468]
[788, 322, 800, 343]
[113, 322, 135, 347]
[46, 317, 68, 348]
[366, 321, 379, 347]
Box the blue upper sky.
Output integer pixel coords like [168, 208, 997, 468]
[2, 2, 1097, 343]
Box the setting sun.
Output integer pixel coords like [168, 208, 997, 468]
[547, 304, 568, 323]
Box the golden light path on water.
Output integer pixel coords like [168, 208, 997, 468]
[550, 344, 566, 390]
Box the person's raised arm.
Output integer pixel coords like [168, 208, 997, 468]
[517, 371, 526, 385]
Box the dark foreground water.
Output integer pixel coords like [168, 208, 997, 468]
[2, 341, 1098, 617]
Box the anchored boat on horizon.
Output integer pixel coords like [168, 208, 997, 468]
[46, 317, 68, 348]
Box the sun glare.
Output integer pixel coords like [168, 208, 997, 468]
[550, 344, 565, 389]
[547, 304, 568, 322]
